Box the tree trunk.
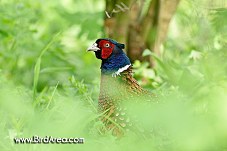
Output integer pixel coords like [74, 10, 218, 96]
[104, 0, 181, 66]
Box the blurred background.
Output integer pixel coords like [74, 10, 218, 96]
[0, 0, 227, 151]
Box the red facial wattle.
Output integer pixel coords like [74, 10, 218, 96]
[98, 40, 114, 59]
[101, 47, 113, 59]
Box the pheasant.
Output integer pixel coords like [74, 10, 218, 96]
[87, 38, 154, 136]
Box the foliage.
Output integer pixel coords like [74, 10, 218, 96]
[0, 0, 227, 151]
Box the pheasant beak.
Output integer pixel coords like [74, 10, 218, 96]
[87, 43, 100, 52]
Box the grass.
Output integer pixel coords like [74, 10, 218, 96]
[33, 32, 61, 101]
[0, 0, 227, 151]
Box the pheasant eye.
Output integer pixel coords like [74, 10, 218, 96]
[105, 43, 110, 47]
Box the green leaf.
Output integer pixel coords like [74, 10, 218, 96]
[142, 49, 152, 57]
[33, 57, 41, 100]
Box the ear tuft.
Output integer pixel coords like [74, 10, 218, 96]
[118, 43, 125, 49]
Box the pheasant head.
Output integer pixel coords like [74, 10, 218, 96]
[87, 38, 131, 76]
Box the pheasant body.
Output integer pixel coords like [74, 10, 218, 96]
[99, 66, 148, 133]
[87, 38, 154, 135]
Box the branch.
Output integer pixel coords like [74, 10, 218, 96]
[140, 0, 160, 41]
[153, 0, 181, 56]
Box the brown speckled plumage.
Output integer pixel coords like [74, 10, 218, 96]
[98, 66, 154, 135]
